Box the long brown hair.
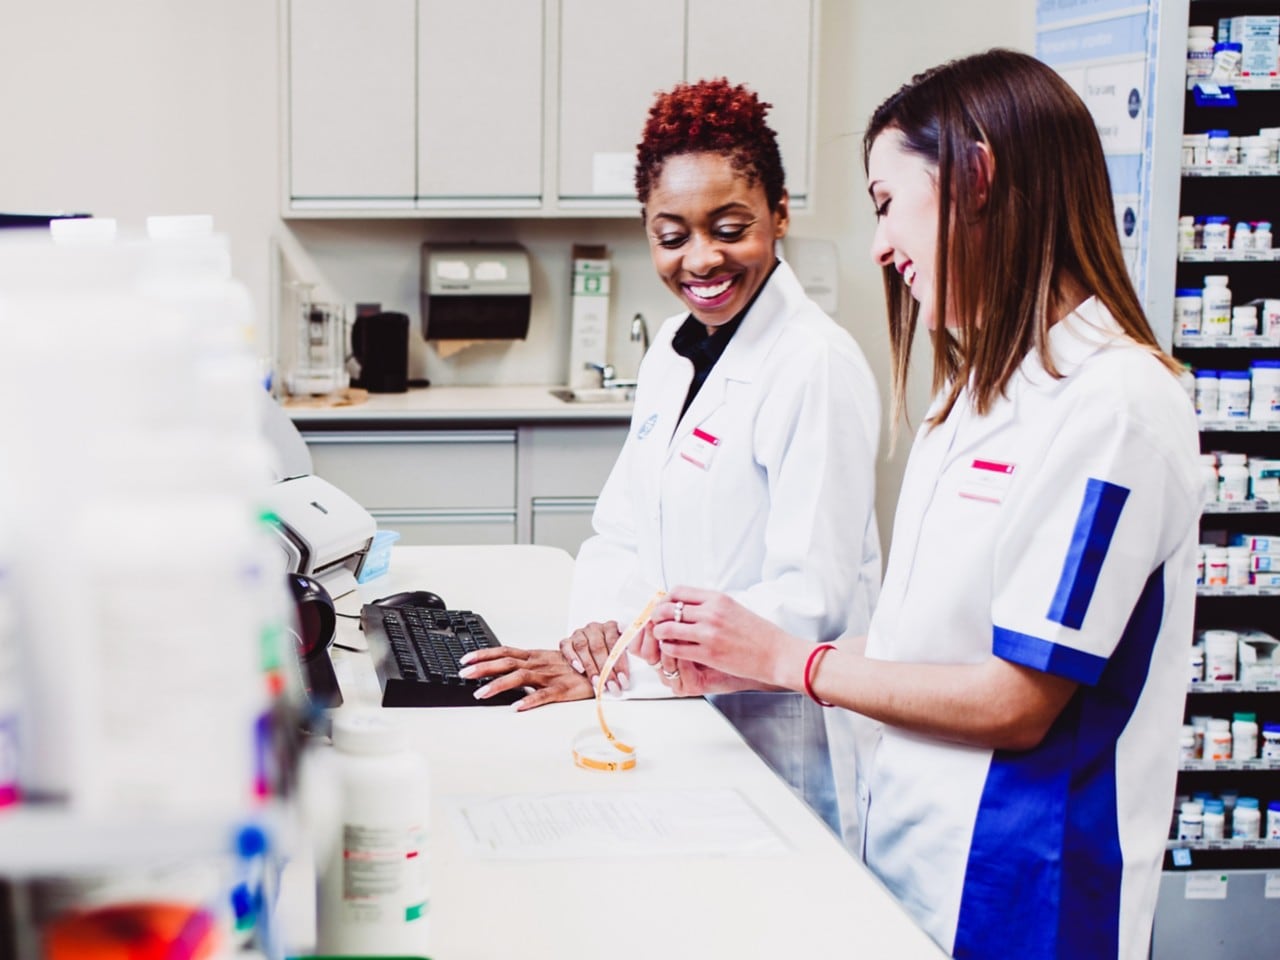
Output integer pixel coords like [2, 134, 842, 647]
[863, 48, 1177, 429]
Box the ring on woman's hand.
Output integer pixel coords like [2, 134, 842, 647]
[661, 667, 680, 680]
[674, 600, 685, 623]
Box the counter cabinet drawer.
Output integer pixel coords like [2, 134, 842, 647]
[370, 509, 517, 547]
[521, 424, 627, 499]
[303, 430, 517, 510]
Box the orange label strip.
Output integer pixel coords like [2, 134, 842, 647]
[594, 590, 665, 754]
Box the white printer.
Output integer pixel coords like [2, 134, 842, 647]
[263, 474, 375, 600]
[260, 392, 377, 599]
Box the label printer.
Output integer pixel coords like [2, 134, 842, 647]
[260, 392, 376, 600]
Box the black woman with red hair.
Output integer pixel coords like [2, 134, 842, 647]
[462, 79, 881, 843]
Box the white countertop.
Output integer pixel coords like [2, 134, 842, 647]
[284, 385, 634, 425]
[286, 546, 947, 960]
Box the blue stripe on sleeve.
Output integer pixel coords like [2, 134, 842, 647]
[993, 626, 1108, 686]
[1047, 479, 1130, 629]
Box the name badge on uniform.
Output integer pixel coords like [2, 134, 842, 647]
[958, 458, 1016, 503]
[678, 427, 720, 471]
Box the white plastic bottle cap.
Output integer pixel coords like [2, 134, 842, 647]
[146, 214, 215, 239]
[332, 710, 409, 756]
[49, 217, 117, 244]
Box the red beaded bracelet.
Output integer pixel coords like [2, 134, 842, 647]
[803, 642, 838, 707]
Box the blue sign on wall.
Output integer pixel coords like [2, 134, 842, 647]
[1037, 13, 1149, 66]
[1037, 0, 1149, 27]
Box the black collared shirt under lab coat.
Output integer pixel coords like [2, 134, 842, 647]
[670, 259, 780, 421]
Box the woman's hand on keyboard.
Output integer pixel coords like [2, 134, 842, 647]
[559, 621, 628, 693]
[459, 647, 593, 711]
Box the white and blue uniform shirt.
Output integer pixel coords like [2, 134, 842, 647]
[862, 299, 1200, 959]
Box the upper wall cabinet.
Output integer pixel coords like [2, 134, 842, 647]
[416, 0, 543, 208]
[286, 0, 544, 213]
[686, 0, 814, 204]
[556, 0, 685, 207]
[289, 0, 417, 205]
[282, 0, 815, 217]
[558, 0, 815, 209]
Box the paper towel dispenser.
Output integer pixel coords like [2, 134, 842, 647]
[420, 243, 531, 341]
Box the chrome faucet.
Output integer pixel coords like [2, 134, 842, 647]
[585, 361, 637, 393]
[584, 361, 617, 387]
[630, 312, 651, 352]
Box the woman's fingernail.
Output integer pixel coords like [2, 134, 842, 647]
[572, 659, 585, 674]
[607, 680, 619, 694]
[458, 665, 476, 678]
[590, 675, 599, 689]
[512, 699, 526, 712]
[473, 684, 491, 699]
[619, 673, 630, 690]
[459, 651, 475, 665]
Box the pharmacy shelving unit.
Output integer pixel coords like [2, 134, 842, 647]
[1151, 1, 1280, 955]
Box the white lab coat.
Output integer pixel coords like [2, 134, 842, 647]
[567, 260, 881, 844]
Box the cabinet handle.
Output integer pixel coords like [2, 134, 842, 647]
[303, 431, 516, 446]
[371, 509, 517, 523]
[531, 497, 598, 513]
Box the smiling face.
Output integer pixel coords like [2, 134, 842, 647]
[643, 152, 789, 332]
[867, 129, 943, 330]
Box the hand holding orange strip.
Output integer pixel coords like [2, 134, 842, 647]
[572, 589, 665, 771]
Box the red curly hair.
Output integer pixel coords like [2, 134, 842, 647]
[634, 77, 785, 212]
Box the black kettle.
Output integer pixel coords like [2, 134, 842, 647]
[350, 311, 410, 393]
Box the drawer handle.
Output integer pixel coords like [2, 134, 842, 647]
[303, 431, 516, 445]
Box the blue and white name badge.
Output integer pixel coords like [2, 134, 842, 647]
[958, 458, 1016, 503]
[678, 427, 721, 471]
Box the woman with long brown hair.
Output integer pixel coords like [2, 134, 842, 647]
[635, 50, 1201, 958]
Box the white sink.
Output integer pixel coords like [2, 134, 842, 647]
[549, 386, 635, 403]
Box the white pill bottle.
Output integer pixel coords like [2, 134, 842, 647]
[317, 710, 431, 956]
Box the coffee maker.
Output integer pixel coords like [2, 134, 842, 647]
[350, 310, 410, 393]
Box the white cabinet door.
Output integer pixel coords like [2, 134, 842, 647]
[557, 0, 683, 203]
[531, 498, 597, 555]
[686, 0, 815, 202]
[417, 0, 544, 205]
[520, 424, 625, 555]
[288, 0, 417, 203]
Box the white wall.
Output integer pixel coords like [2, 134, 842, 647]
[809, 2, 1036, 543]
[0, 0, 1034, 550]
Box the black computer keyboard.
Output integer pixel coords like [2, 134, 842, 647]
[361, 601, 522, 707]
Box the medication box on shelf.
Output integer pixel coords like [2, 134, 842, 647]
[1232, 533, 1274, 552]
[1253, 300, 1280, 338]
[1239, 630, 1280, 683]
[1251, 553, 1280, 572]
[1225, 17, 1280, 77]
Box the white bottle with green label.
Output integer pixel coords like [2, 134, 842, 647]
[318, 710, 431, 956]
